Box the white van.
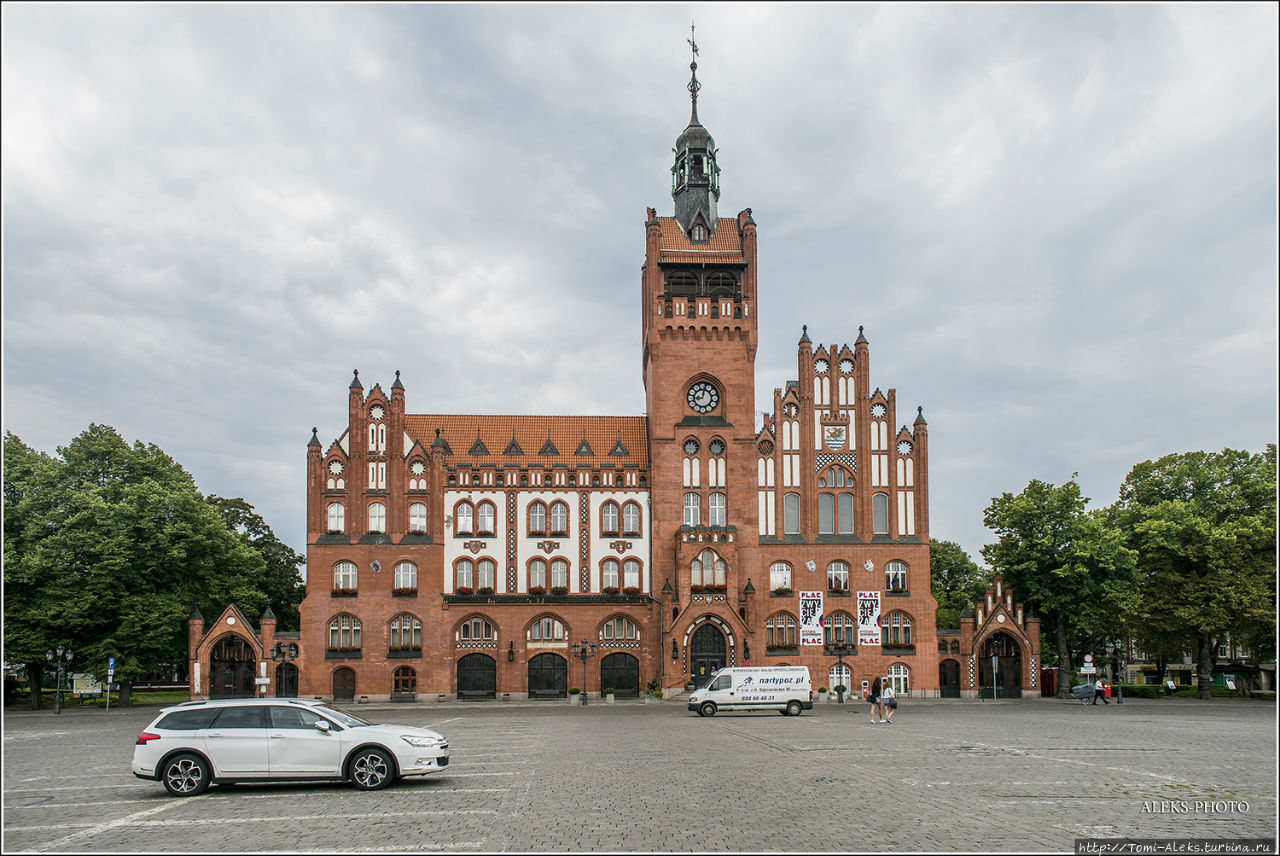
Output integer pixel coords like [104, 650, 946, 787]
[687, 666, 813, 716]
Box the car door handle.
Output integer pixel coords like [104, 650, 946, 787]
[269, 733, 285, 739]
[208, 733, 224, 738]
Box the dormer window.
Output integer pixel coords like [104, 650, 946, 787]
[692, 224, 707, 242]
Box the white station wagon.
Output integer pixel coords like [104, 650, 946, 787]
[131, 698, 449, 796]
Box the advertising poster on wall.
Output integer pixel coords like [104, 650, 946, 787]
[799, 590, 824, 646]
[857, 590, 881, 646]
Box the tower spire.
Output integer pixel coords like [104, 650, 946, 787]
[687, 22, 701, 126]
[671, 23, 719, 237]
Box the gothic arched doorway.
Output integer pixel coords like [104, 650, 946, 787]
[600, 652, 640, 698]
[275, 662, 299, 698]
[528, 653, 567, 698]
[332, 667, 356, 702]
[209, 634, 256, 699]
[978, 632, 1023, 698]
[457, 653, 496, 699]
[690, 623, 726, 687]
[939, 659, 961, 698]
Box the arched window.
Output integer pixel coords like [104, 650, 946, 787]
[818, 494, 834, 534]
[389, 614, 421, 650]
[601, 616, 638, 641]
[328, 614, 361, 650]
[766, 612, 798, 649]
[327, 502, 344, 533]
[530, 616, 566, 641]
[601, 559, 620, 590]
[873, 493, 889, 534]
[622, 502, 642, 536]
[667, 271, 697, 297]
[455, 502, 474, 536]
[837, 494, 854, 534]
[394, 561, 417, 592]
[393, 666, 416, 694]
[769, 561, 792, 592]
[887, 663, 910, 694]
[827, 561, 850, 593]
[333, 561, 357, 592]
[824, 611, 856, 647]
[551, 558, 569, 589]
[550, 502, 569, 536]
[783, 493, 801, 534]
[683, 492, 701, 526]
[709, 492, 726, 527]
[408, 502, 427, 533]
[455, 559, 474, 591]
[623, 559, 641, 590]
[529, 558, 548, 590]
[885, 560, 908, 593]
[477, 558, 497, 590]
[691, 549, 726, 588]
[706, 271, 737, 297]
[476, 501, 496, 536]
[528, 501, 547, 535]
[457, 616, 495, 642]
[882, 612, 913, 647]
[368, 502, 386, 533]
[601, 501, 620, 535]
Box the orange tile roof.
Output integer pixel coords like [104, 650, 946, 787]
[655, 216, 744, 264]
[404, 414, 649, 469]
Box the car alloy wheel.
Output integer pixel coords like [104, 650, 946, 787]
[350, 748, 394, 790]
[162, 753, 210, 797]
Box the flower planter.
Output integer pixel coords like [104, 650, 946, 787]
[604, 693, 616, 704]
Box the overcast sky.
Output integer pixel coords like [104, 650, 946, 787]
[4, 3, 1276, 576]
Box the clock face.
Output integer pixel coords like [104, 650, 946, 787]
[897, 440, 913, 456]
[683, 438, 700, 456]
[870, 403, 887, 419]
[686, 382, 719, 414]
[839, 359, 854, 374]
[369, 404, 385, 421]
[814, 358, 829, 375]
[410, 460, 426, 476]
[783, 403, 798, 418]
[709, 439, 726, 456]
[328, 460, 343, 476]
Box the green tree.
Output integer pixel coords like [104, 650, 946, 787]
[3, 426, 292, 708]
[982, 477, 1137, 696]
[206, 495, 305, 631]
[1110, 446, 1276, 699]
[930, 538, 989, 629]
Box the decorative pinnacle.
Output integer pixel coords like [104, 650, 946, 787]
[687, 22, 701, 123]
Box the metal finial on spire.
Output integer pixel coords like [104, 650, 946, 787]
[687, 22, 701, 123]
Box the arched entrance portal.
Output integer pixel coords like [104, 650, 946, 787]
[978, 633, 1023, 698]
[528, 653, 567, 698]
[332, 667, 356, 702]
[457, 653, 497, 699]
[209, 634, 257, 699]
[939, 659, 961, 698]
[275, 662, 299, 698]
[600, 652, 640, 698]
[691, 623, 726, 687]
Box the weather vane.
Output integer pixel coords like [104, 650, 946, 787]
[688, 22, 699, 59]
[687, 22, 701, 105]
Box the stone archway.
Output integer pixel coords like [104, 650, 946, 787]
[978, 632, 1023, 698]
[209, 634, 257, 699]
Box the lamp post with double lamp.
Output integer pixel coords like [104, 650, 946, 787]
[828, 631, 853, 703]
[571, 639, 596, 706]
[45, 646, 74, 715]
[1108, 639, 1124, 704]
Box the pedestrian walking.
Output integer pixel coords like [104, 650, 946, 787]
[1091, 676, 1109, 705]
[868, 676, 884, 722]
[882, 681, 897, 723]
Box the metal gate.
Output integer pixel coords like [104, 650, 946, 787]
[600, 652, 640, 698]
[275, 663, 299, 698]
[979, 633, 1023, 698]
[210, 634, 257, 698]
[527, 653, 567, 698]
[457, 653, 497, 699]
[939, 659, 961, 698]
[691, 623, 726, 687]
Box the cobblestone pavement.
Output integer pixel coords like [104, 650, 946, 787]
[2, 697, 1275, 853]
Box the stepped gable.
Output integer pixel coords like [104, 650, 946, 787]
[404, 414, 650, 469]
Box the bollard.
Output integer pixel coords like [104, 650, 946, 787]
[1116, 685, 1123, 704]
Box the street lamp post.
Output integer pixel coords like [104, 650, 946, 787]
[1109, 639, 1125, 705]
[570, 639, 596, 706]
[45, 646, 74, 715]
[829, 631, 853, 703]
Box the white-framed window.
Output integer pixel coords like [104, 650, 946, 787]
[368, 502, 386, 533]
[887, 663, 910, 695]
[455, 502, 474, 535]
[691, 549, 726, 587]
[623, 502, 642, 535]
[602, 559, 620, 590]
[551, 558, 569, 589]
[601, 501, 619, 535]
[327, 502, 344, 533]
[390, 614, 420, 649]
[709, 492, 726, 526]
[333, 561, 357, 591]
[530, 616, 566, 641]
[328, 614, 361, 649]
[828, 664, 851, 693]
[623, 559, 640, 589]
[394, 561, 417, 591]
[458, 616, 494, 642]
[477, 558, 497, 590]
[550, 502, 569, 536]
[528, 501, 547, 535]
[824, 611, 855, 647]
[827, 561, 849, 592]
[477, 501, 496, 536]
[455, 559, 473, 590]
[885, 560, 907, 593]
[769, 561, 792, 591]
[601, 617, 638, 641]
[408, 502, 427, 533]
[683, 492, 701, 526]
[529, 559, 547, 590]
[882, 612, 912, 647]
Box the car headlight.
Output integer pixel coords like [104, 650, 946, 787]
[400, 735, 443, 748]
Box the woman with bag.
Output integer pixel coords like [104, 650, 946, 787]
[882, 680, 897, 723]
[868, 676, 884, 723]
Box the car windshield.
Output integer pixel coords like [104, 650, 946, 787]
[312, 705, 373, 728]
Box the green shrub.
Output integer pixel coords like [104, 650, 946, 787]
[568, 687, 580, 695]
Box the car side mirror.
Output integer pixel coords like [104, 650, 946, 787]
[314, 720, 330, 733]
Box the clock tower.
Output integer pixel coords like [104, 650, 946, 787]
[643, 32, 761, 681]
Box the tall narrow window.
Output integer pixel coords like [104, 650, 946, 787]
[837, 494, 854, 534]
[329, 614, 361, 649]
[622, 502, 642, 536]
[783, 493, 801, 534]
[476, 502, 496, 536]
[769, 561, 792, 591]
[623, 559, 641, 589]
[528, 501, 547, 535]
[333, 561, 357, 592]
[818, 493, 834, 534]
[885, 561, 907, 593]
[394, 561, 417, 591]
[601, 559, 620, 590]
[551, 559, 569, 589]
[327, 502, 344, 533]
[408, 502, 427, 533]
[529, 559, 547, 590]
[390, 614, 421, 649]
[368, 502, 386, 533]
[601, 502, 619, 535]
[550, 502, 569, 536]
[709, 492, 726, 526]
[827, 561, 850, 593]
[455, 502, 473, 536]
[872, 493, 889, 535]
[477, 559, 497, 590]
[455, 559, 474, 590]
[683, 492, 701, 527]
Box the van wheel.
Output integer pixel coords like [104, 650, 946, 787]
[700, 702, 717, 717]
[786, 701, 803, 717]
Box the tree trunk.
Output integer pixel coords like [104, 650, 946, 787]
[1154, 655, 1166, 689]
[26, 661, 44, 711]
[1196, 635, 1213, 699]
[1056, 612, 1071, 698]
